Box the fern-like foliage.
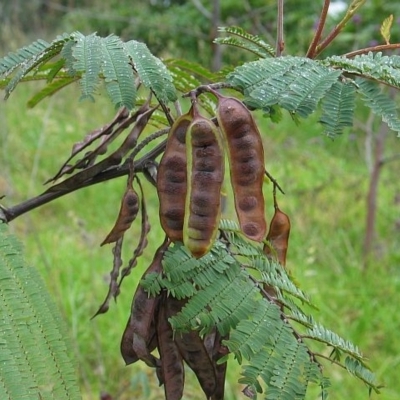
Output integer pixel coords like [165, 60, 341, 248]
[324, 52, 400, 89]
[355, 77, 400, 134]
[124, 40, 177, 104]
[319, 80, 356, 137]
[140, 222, 380, 399]
[227, 56, 342, 120]
[222, 47, 400, 137]
[0, 32, 176, 109]
[0, 223, 80, 400]
[214, 26, 275, 58]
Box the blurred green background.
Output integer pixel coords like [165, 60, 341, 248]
[1, 1, 400, 399]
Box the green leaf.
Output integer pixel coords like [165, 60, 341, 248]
[101, 34, 136, 109]
[27, 76, 78, 108]
[380, 14, 393, 44]
[324, 52, 400, 89]
[356, 77, 400, 135]
[124, 40, 177, 103]
[228, 57, 341, 118]
[0, 223, 80, 399]
[319, 80, 356, 137]
[216, 26, 275, 58]
[0, 38, 49, 77]
[71, 32, 102, 101]
[3, 34, 72, 99]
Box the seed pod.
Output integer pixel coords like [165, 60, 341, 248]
[120, 239, 169, 367]
[263, 206, 291, 267]
[101, 181, 139, 245]
[157, 298, 185, 400]
[183, 106, 224, 258]
[157, 112, 192, 242]
[166, 296, 217, 398]
[214, 92, 267, 242]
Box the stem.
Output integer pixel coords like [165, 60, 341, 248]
[343, 43, 400, 58]
[276, 0, 285, 56]
[306, 0, 330, 59]
[0, 139, 167, 223]
[363, 121, 388, 269]
[315, 0, 366, 57]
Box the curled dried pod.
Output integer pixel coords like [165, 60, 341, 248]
[263, 206, 291, 267]
[157, 111, 192, 242]
[213, 91, 267, 242]
[101, 180, 139, 245]
[183, 105, 224, 258]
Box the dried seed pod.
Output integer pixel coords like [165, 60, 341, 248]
[120, 239, 169, 367]
[183, 106, 224, 258]
[214, 92, 267, 242]
[101, 180, 139, 245]
[157, 112, 192, 242]
[157, 298, 185, 400]
[263, 206, 291, 267]
[166, 296, 217, 398]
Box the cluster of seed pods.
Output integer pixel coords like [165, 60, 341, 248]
[120, 240, 227, 400]
[157, 91, 269, 258]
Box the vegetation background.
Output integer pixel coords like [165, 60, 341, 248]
[1, 1, 399, 399]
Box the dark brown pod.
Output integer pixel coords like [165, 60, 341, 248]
[184, 106, 224, 258]
[157, 298, 185, 400]
[101, 183, 139, 245]
[263, 206, 291, 267]
[157, 112, 192, 242]
[120, 239, 169, 366]
[166, 296, 217, 398]
[214, 92, 267, 242]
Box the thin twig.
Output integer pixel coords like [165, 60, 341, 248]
[265, 169, 285, 195]
[343, 43, 400, 58]
[315, 0, 366, 57]
[275, 0, 285, 56]
[306, 0, 330, 58]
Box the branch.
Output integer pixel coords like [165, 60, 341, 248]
[306, 0, 330, 59]
[276, 0, 285, 56]
[0, 139, 167, 223]
[343, 43, 400, 58]
[314, 0, 367, 57]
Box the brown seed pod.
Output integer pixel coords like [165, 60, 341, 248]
[157, 111, 192, 242]
[120, 238, 169, 367]
[183, 105, 224, 258]
[263, 206, 291, 267]
[157, 297, 185, 400]
[213, 92, 267, 242]
[166, 296, 217, 398]
[101, 180, 139, 246]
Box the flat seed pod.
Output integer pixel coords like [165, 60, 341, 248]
[157, 298, 185, 400]
[183, 106, 224, 258]
[101, 181, 139, 245]
[263, 206, 291, 266]
[214, 92, 267, 242]
[157, 111, 192, 242]
[120, 239, 169, 366]
[166, 296, 217, 398]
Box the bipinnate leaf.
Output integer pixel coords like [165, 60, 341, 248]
[0, 223, 80, 400]
[124, 40, 177, 103]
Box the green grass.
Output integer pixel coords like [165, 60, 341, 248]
[2, 82, 400, 400]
